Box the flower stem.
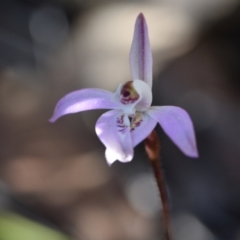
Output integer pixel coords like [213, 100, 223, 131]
[145, 130, 172, 240]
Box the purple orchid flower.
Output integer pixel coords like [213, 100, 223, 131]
[49, 13, 198, 165]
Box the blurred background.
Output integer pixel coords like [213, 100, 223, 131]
[0, 0, 240, 239]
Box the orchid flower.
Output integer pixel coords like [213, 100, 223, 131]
[49, 13, 198, 165]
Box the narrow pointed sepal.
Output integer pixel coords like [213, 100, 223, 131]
[49, 89, 120, 122]
[147, 106, 198, 158]
[130, 13, 153, 88]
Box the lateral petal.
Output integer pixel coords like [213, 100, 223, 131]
[147, 106, 198, 157]
[95, 110, 133, 165]
[129, 13, 153, 88]
[49, 89, 120, 122]
[130, 112, 157, 147]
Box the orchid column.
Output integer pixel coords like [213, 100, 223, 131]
[50, 13, 198, 240]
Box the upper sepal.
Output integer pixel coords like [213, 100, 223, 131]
[130, 13, 153, 88]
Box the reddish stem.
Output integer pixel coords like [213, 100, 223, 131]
[145, 130, 172, 240]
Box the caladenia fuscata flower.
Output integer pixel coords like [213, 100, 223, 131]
[49, 13, 198, 165]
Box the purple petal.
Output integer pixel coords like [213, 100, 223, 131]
[95, 110, 133, 165]
[49, 89, 120, 122]
[130, 13, 153, 88]
[147, 106, 198, 157]
[131, 113, 157, 147]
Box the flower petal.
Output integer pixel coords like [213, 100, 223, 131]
[147, 106, 198, 157]
[49, 89, 120, 122]
[130, 112, 157, 147]
[95, 110, 133, 165]
[130, 13, 153, 88]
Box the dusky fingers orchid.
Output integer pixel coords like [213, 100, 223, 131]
[49, 13, 198, 165]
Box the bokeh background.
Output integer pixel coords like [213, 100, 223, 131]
[0, 0, 240, 239]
